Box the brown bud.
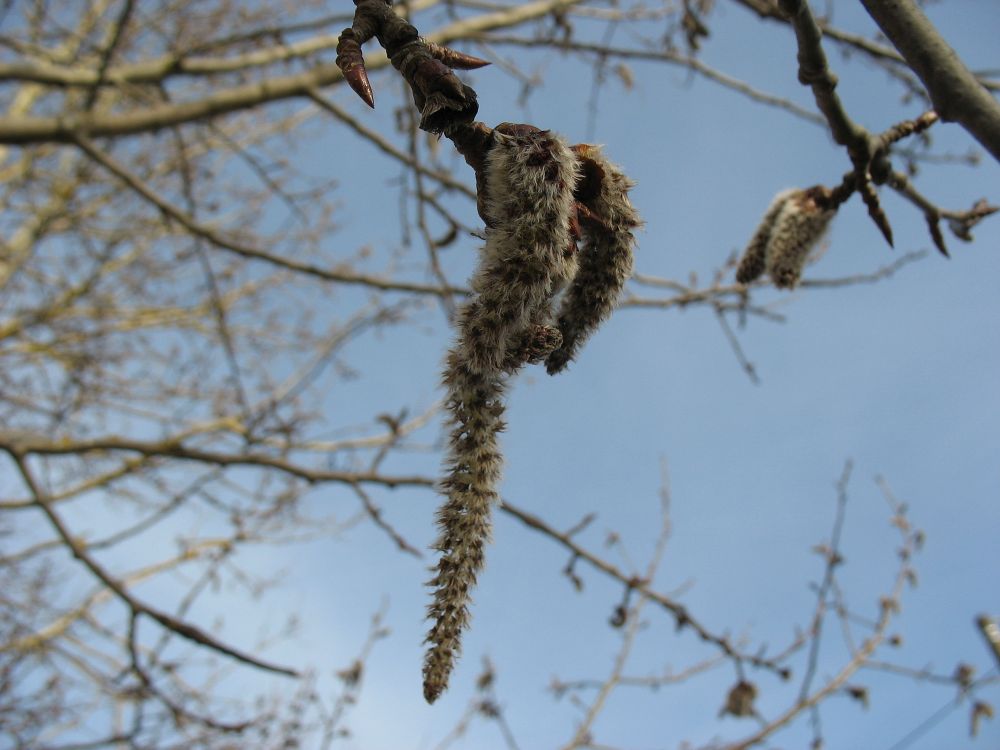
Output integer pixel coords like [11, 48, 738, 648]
[719, 680, 758, 718]
[336, 30, 375, 108]
[426, 41, 490, 70]
[971, 701, 994, 737]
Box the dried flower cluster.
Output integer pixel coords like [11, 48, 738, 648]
[423, 124, 639, 703]
[736, 186, 835, 289]
[719, 679, 759, 718]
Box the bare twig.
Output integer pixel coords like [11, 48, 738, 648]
[0, 433, 436, 490]
[72, 132, 469, 295]
[5, 448, 300, 677]
[501, 500, 791, 678]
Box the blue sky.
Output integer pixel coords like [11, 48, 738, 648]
[227, 2, 1000, 748]
[21, 1, 991, 748]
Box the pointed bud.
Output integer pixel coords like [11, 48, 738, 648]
[344, 65, 375, 108]
[858, 178, 893, 247]
[336, 29, 375, 108]
[426, 41, 490, 70]
[927, 216, 949, 257]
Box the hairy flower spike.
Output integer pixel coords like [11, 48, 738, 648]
[546, 144, 641, 375]
[736, 189, 796, 285]
[424, 124, 639, 703]
[736, 187, 835, 289]
[423, 125, 578, 704]
[766, 187, 835, 288]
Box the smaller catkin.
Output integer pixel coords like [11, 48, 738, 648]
[736, 189, 797, 285]
[735, 187, 834, 288]
[423, 125, 578, 704]
[765, 187, 834, 289]
[545, 145, 641, 375]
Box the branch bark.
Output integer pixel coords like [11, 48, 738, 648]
[858, 0, 1000, 162]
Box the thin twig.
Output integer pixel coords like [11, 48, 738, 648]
[501, 499, 790, 677]
[6, 448, 300, 677]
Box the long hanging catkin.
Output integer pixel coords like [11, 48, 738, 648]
[423, 125, 579, 704]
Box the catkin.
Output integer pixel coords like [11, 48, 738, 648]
[546, 145, 640, 375]
[736, 189, 796, 285]
[423, 125, 578, 704]
[736, 187, 835, 289]
[765, 188, 834, 289]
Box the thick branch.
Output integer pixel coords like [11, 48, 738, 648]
[858, 0, 1000, 162]
[777, 0, 870, 154]
[0, 63, 346, 143]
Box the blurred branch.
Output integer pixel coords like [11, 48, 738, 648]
[0, 64, 348, 144]
[478, 34, 825, 125]
[625, 249, 926, 311]
[0, 433, 436, 490]
[5, 448, 300, 678]
[72, 132, 468, 294]
[796, 461, 852, 703]
[550, 656, 723, 697]
[0, 0, 587, 144]
[306, 87, 476, 199]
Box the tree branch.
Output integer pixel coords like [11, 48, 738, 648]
[5, 448, 300, 677]
[0, 0, 587, 144]
[858, 0, 1000, 162]
[72, 132, 468, 295]
[500, 500, 792, 678]
[0, 432, 436, 490]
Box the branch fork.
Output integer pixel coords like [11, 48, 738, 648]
[337, 0, 488, 131]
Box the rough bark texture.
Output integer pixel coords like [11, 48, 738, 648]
[859, 0, 1000, 162]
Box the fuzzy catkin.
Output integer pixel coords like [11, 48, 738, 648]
[546, 145, 640, 375]
[765, 189, 834, 289]
[423, 126, 578, 704]
[735, 189, 797, 285]
[736, 187, 834, 289]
